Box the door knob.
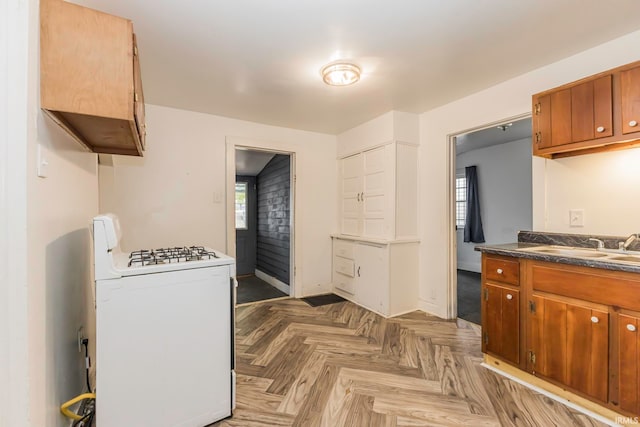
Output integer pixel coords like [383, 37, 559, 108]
[628, 324, 637, 332]
[590, 316, 599, 324]
[496, 268, 503, 274]
[596, 126, 605, 133]
[506, 294, 513, 300]
[629, 120, 638, 127]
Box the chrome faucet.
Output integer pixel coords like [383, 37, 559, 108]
[619, 233, 640, 251]
[588, 238, 604, 250]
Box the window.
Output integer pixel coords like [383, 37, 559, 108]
[456, 172, 466, 229]
[235, 182, 248, 229]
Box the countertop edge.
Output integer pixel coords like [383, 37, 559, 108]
[476, 243, 640, 274]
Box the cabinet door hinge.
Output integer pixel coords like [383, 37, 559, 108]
[528, 350, 536, 365]
[134, 92, 139, 103]
[484, 288, 489, 301]
[535, 132, 541, 145]
[529, 300, 536, 313]
[483, 332, 488, 345]
[534, 103, 541, 115]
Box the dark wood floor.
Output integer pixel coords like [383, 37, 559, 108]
[216, 298, 605, 427]
[237, 275, 288, 305]
[457, 269, 481, 324]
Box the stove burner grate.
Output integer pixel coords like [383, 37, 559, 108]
[128, 246, 219, 267]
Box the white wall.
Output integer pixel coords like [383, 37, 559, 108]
[99, 104, 337, 297]
[419, 29, 640, 318]
[22, 0, 101, 425]
[456, 138, 532, 273]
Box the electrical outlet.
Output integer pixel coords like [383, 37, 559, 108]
[77, 326, 84, 352]
[569, 209, 585, 227]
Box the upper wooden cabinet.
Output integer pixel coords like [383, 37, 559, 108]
[621, 65, 640, 135]
[533, 61, 640, 158]
[40, 0, 145, 156]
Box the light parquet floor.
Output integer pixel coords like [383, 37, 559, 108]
[215, 298, 606, 427]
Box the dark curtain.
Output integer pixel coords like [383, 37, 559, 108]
[464, 165, 485, 243]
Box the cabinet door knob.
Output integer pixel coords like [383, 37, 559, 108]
[590, 316, 599, 324]
[629, 120, 638, 127]
[506, 294, 513, 300]
[596, 126, 605, 133]
[628, 324, 637, 332]
[357, 266, 361, 277]
[496, 268, 503, 274]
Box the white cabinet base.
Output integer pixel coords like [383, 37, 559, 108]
[331, 237, 419, 318]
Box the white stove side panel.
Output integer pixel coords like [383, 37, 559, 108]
[96, 266, 232, 427]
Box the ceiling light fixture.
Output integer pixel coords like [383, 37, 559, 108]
[321, 62, 361, 86]
[497, 123, 513, 131]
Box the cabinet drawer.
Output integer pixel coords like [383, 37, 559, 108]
[485, 256, 519, 285]
[334, 240, 355, 259]
[530, 262, 640, 312]
[334, 256, 355, 277]
[334, 272, 355, 295]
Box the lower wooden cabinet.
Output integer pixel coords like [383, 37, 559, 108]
[529, 295, 609, 402]
[482, 283, 519, 365]
[481, 254, 640, 418]
[618, 313, 640, 414]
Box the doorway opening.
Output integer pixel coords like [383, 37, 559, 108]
[234, 148, 293, 305]
[450, 116, 533, 324]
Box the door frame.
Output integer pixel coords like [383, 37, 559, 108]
[225, 137, 297, 297]
[1, 0, 31, 424]
[446, 112, 533, 319]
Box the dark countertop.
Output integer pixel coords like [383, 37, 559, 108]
[475, 242, 640, 274]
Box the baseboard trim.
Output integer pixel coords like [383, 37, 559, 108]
[255, 269, 290, 295]
[482, 355, 622, 426]
[418, 298, 447, 319]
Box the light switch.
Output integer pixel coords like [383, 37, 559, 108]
[37, 144, 49, 178]
[569, 209, 584, 227]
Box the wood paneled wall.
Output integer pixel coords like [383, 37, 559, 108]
[256, 155, 290, 285]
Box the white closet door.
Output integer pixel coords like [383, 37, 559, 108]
[354, 243, 388, 314]
[341, 153, 362, 236]
[362, 146, 387, 238]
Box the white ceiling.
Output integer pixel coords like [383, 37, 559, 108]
[74, 0, 640, 134]
[456, 118, 532, 155]
[235, 149, 275, 176]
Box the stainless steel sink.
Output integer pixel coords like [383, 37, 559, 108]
[521, 245, 640, 264]
[533, 248, 609, 258]
[523, 246, 608, 258]
[608, 255, 640, 263]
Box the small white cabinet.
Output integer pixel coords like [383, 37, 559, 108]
[339, 142, 418, 240]
[332, 237, 418, 317]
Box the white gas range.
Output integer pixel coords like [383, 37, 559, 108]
[93, 214, 236, 427]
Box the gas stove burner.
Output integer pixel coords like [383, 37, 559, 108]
[128, 246, 219, 267]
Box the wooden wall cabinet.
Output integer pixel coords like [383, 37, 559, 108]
[40, 0, 146, 156]
[532, 61, 640, 158]
[339, 142, 418, 240]
[332, 238, 418, 317]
